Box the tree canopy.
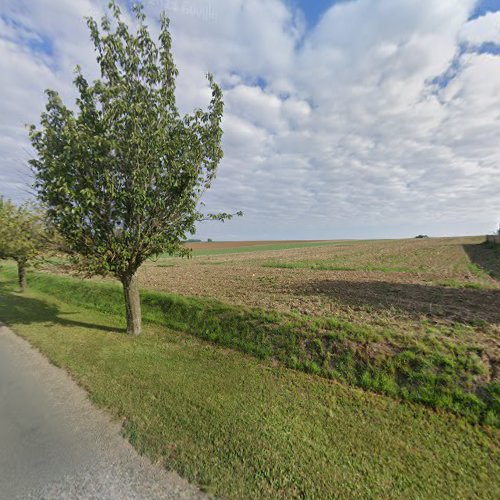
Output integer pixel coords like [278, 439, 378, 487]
[0, 198, 47, 292]
[28, 1, 237, 334]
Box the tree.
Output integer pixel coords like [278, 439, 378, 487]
[29, 2, 238, 335]
[0, 198, 47, 292]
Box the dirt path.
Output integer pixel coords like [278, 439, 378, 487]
[0, 323, 204, 499]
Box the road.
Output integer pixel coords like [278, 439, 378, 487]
[0, 323, 203, 499]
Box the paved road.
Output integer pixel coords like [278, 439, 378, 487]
[0, 323, 204, 499]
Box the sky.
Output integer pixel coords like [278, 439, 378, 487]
[0, 0, 499, 240]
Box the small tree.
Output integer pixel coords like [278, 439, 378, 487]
[29, 2, 238, 335]
[0, 198, 47, 292]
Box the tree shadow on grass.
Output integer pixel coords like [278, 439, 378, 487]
[293, 279, 500, 325]
[0, 280, 124, 334]
[463, 242, 500, 280]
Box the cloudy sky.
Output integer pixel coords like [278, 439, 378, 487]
[1, 0, 499, 240]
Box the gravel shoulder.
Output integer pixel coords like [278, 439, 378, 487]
[0, 323, 204, 500]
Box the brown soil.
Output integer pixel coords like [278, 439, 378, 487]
[141, 237, 500, 325]
[140, 261, 500, 325]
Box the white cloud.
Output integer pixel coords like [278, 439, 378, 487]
[460, 10, 500, 45]
[0, 0, 499, 238]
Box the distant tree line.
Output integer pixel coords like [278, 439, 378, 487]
[0, 198, 49, 292]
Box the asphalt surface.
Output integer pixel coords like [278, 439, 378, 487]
[0, 323, 204, 499]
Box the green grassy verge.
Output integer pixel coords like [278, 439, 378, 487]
[0, 271, 498, 498]
[2, 267, 498, 426]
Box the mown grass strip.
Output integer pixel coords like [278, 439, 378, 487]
[0, 273, 498, 498]
[4, 267, 499, 426]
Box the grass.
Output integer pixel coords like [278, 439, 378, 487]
[162, 240, 352, 257]
[437, 279, 488, 289]
[257, 238, 498, 283]
[2, 266, 498, 427]
[468, 262, 493, 280]
[0, 271, 498, 498]
[263, 261, 417, 273]
[464, 242, 500, 280]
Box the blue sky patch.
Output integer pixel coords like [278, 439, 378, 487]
[293, 0, 500, 26]
[469, 0, 500, 19]
[475, 41, 500, 55]
[293, 0, 351, 28]
[0, 14, 54, 57]
[25, 33, 54, 57]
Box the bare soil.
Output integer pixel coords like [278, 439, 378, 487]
[139, 237, 500, 376]
[142, 237, 499, 324]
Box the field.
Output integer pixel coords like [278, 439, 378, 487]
[180, 240, 347, 256]
[142, 236, 500, 424]
[152, 237, 500, 320]
[1, 236, 499, 497]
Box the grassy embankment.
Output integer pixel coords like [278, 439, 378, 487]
[1, 265, 498, 426]
[0, 267, 498, 498]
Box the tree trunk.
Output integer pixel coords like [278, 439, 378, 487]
[121, 273, 142, 335]
[17, 260, 27, 293]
